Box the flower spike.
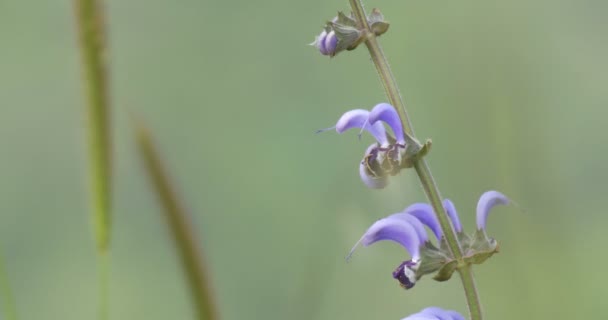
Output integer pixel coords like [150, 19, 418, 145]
[476, 190, 510, 231]
[369, 102, 405, 144]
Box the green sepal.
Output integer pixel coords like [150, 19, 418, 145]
[433, 260, 458, 282]
[329, 22, 363, 55]
[367, 8, 384, 24]
[401, 139, 430, 168]
[336, 11, 357, 28]
[368, 8, 390, 36]
[371, 22, 390, 36]
[416, 242, 450, 278]
[464, 230, 499, 265]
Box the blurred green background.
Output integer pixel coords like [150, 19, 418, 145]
[1, 0, 607, 319]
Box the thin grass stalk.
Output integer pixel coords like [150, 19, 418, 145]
[73, 0, 112, 319]
[133, 115, 219, 320]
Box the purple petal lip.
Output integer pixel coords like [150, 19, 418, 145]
[476, 190, 510, 230]
[403, 203, 442, 240]
[359, 144, 388, 189]
[348, 214, 422, 261]
[392, 260, 417, 289]
[369, 103, 405, 144]
[335, 109, 389, 145]
[443, 199, 462, 233]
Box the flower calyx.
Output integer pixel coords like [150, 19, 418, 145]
[311, 9, 390, 57]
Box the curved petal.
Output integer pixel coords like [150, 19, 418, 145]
[420, 307, 452, 320]
[359, 144, 388, 189]
[402, 315, 439, 320]
[442, 199, 462, 233]
[387, 212, 429, 243]
[404, 203, 442, 240]
[335, 109, 388, 145]
[444, 311, 465, 320]
[369, 103, 405, 144]
[476, 190, 510, 230]
[348, 216, 421, 260]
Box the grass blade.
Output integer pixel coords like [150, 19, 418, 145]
[133, 115, 220, 320]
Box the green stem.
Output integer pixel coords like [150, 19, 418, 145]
[0, 252, 17, 320]
[458, 266, 483, 320]
[348, 1, 483, 319]
[73, 0, 112, 319]
[74, 0, 111, 253]
[133, 116, 220, 320]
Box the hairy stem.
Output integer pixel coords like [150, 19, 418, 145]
[73, 0, 112, 319]
[348, 1, 483, 319]
[133, 115, 220, 320]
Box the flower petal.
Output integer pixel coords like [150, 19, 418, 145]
[335, 109, 388, 145]
[442, 199, 462, 233]
[369, 103, 405, 144]
[324, 31, 337, 55]
[476, 190, 510, 230]
[420, 307, 452, 320]
[348, 215, 421, 260]
[404, 203, 442, 240]
[315, 30, 329, 55]
[359, 144, 388, 189]
[387, 212, 429, 243]
[402, 315, 439, 320]
[444, 311, 465, 320]
[404, 307, 465, 320]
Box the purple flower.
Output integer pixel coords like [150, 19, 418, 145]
[347, 210, 424, 289]
[348, 191, 509, 289]
[401, 307, 465, 320]
[324, 103, 407, 188]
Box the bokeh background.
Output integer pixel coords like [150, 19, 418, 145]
[1, 0, 607, 319]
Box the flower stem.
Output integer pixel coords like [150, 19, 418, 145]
[73, 0, 112, 319]
[132, 115, 220, 320]
[348, 1, 483, 319]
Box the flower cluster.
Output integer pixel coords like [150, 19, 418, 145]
[348, 191, 510, 289]
[323, 103, 413, 189]
[401, 307, 464, 320]
[311, 10, 390, 57]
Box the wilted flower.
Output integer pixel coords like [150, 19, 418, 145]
[348, 191, 510, 289]
[321, 103, 408, 188]
[401, 307, 465, 320]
